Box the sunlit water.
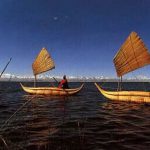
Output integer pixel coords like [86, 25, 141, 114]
[0, 82, 150, 150]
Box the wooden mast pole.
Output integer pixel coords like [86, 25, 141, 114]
[117, 78, 119, 91]
[120, 76, 122, 91]
[34, 75, 37, 87]
[117, 76, 122, 91]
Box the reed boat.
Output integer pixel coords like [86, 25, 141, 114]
[95, 83, 150, 103]
[20, 83, 84, 96]
[20, 48, 84, 96]
[95, 32, 150, 103]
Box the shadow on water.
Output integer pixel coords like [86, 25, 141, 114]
[0, 82, 150, 149]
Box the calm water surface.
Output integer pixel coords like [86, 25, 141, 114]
[0, 82, 150, 150]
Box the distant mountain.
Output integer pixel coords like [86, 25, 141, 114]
[0, 73, 150, 82]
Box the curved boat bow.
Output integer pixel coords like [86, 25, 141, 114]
[95, 83, 150, 103]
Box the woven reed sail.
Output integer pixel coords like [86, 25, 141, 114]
[113, 32, 150, 77]
[32, 48, 55, 75]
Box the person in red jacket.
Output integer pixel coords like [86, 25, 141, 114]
[58, 75, 69, 89]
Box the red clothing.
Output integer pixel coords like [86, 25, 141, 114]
[58, 79, 68, 88]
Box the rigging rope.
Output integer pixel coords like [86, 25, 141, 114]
[0, 95, 36, 131]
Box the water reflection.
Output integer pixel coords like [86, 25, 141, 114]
[22, 95, 66, 149]
[0, 82, 150, 149]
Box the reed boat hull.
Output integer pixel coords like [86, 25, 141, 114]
[95, 83, 150, 103]
[20, 83, 84, 96]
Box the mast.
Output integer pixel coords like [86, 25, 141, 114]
[117, 78, 120, 91]
[34, 75, 37, 87]
[120, 76, 122, 91]
[117, 76, 122, 91]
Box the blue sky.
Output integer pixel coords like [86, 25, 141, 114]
[0, 0, 150, 77]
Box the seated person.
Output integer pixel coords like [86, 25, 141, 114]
[58, 75, 69, 89]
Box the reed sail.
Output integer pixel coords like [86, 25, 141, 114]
[95, 32, 150, 103]
[32, 48, 55, 77]
[32, 48, 55, 87]
[21, 48, 83, 96]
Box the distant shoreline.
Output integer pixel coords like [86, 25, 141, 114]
[0, 79, 150, 82]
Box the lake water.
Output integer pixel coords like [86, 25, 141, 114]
[0, 82, 150, 150]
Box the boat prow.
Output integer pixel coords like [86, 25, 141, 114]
[95, 83, 150, 103]
[20, 83, 84, 96]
